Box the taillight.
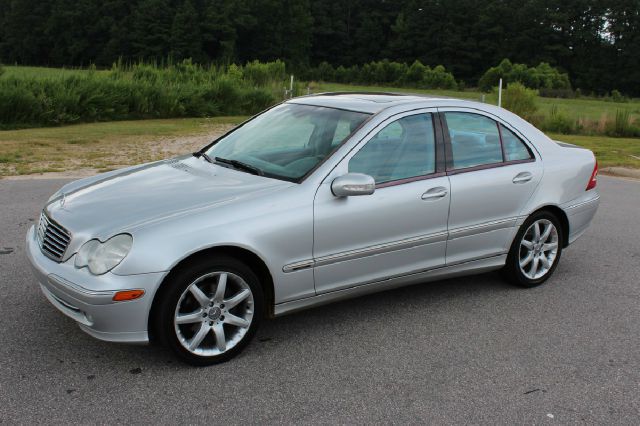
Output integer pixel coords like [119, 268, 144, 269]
[586, 160, 598, 190]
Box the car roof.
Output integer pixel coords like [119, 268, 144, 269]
[287, 92, 460, 114]
[287, 91, 558, 154]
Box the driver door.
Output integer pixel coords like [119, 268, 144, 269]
[313, 111, 451, 294]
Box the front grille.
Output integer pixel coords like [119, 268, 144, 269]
[37, 211, 71, 261]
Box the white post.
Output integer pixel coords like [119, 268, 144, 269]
[290, 75, 294, 98]
[498, 78, 503, 108]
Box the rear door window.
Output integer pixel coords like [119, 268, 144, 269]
[501, 124, 533, 161]
[444, 112, 503, 169]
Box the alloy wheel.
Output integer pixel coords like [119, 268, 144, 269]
[518, 219, 559, 280]
[173, 271, 254, 356]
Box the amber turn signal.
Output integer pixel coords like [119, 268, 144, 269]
[112, 289, 145, 302]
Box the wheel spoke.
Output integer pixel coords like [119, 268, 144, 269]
[189, 284, 210, 307]
[520, 251, 534, 267]
[542, 242, 558, 252]
[213, 273, 227, 303]
[224, 289, 251, 309]
[521, 239, 534, 249]
[176, 309, 204, 325]
[224, 313, 250, 328]
[540, 223, 552, 242]
[533, 222, 541, 241]
[530, 256, 539, 277]
[188, 323, 210, 350]
[539, 254, 551, 269]
[213, 323, 226, 352]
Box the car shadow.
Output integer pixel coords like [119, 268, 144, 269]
[261, 270, 513, 335]
[35, 270, 515, 369]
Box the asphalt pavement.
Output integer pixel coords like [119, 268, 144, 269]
[0, 176, 638, 424]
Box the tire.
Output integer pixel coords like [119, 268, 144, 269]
[156, 255, 264, 366]
[503, 210, 564, 288]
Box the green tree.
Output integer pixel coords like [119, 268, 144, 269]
[130, 0, 173, 61]
[0, 0, 53, 64]
[46, 0, 102, 65]
[235, 0, 313, 68]
[201, 0, 238, 63]
[170, 0, 203, 61]
[96, 0, 136, 65]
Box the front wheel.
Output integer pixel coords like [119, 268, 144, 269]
[503, 211, 563, 288]
[156, 256, 264, 365]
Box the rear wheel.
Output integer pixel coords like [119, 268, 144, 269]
[156, 256, 263, 365]
[503, 211, 563, 288]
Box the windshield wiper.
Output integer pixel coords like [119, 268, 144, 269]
[192, 151, 215, 164]
[214, 157, 264, 176]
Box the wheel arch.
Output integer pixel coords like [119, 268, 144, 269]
[529, 205, 570, 248]
[148, 245, 275, 343]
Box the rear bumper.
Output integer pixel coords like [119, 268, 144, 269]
[26, 226, 166, 344]
[563, 192, 600, 245]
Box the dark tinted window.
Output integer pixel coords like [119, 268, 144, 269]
[349, 114, 436, 184]
[501, 124, 533, 161]
[445, 112, 503, 169]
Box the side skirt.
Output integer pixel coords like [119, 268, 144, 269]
[273, 254, 507, 317]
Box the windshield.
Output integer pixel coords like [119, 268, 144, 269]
[204, 103, 370, 182]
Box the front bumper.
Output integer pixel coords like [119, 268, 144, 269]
[26, 225, 166, 343]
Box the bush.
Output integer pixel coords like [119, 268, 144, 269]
[541, 105, 575, 134]
[243, 60, 286, 86]
[315, 61, 335, 82]
[605, 109, 640, 137]
[0, 60, 284, 129]
[404, 60, 426, 85]
[422, 65, 457, 90]
[608, 90, 628, 103]
[479, 59, 571, 94]
[501, 82, 538, 120]
[305, 59, 457, 90]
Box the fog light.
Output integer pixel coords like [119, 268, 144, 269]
[113, 289, 145, 302]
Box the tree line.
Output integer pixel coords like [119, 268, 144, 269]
[0, 0, 638, 96]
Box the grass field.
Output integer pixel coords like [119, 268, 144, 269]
[0, 117, 638, 178]
[548, 133, 640, 169]
[1, 65, 108, 79]
[3, 66, 638, 122]
[0, 66, 639, 176]
[314, 82, 640, 122]
[0, 117, 246, 176]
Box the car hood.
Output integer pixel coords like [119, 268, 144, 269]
[44, 156, 292, 250]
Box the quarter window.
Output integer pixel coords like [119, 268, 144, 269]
[445, 112, 503, 169]
[501, 124, 533, 161]
[349, 114, 436, 184]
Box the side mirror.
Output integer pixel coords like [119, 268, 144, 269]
[331, 173, 375, 197]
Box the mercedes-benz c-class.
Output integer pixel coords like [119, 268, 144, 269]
[26, 93, 600, 365]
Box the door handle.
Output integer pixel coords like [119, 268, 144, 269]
[421, 187, 448, 200]
[512, 172, 533, 184]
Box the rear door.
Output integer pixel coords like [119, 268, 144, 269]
[440, 109, 542, 264]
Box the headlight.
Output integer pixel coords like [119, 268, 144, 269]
[74, 234, 133, 275]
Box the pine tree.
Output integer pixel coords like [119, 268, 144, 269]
[130, 0, 173, 61]
[170, 0, 203, 61]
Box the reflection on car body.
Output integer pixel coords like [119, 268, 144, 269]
[26, 93, 599, 364]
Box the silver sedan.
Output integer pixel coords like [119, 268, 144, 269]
[26, 93, 600, 365]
